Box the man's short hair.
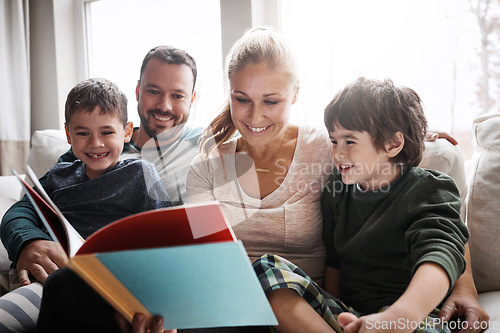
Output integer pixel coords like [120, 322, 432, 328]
[139, 46, 197, 91]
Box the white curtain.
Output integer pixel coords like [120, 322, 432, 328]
[0, 0, 30, 176]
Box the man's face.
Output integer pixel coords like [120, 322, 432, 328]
[136, 58, 195, 139]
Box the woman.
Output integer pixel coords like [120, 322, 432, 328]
[186, 26, 333, 285]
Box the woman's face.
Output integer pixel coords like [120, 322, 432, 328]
[229, 62, 299, 148]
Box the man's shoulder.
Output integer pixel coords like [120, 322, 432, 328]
[180, 126, 203, 146]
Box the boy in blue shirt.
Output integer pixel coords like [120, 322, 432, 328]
[8, 78, 171, 287]
[45, 77, 171, 239]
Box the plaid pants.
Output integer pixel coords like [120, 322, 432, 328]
[253, 254, 450, 333]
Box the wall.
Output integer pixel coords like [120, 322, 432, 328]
[29, 0, 86, 133]
[219, 0, 279, 68]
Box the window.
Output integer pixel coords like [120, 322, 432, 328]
[87, 0, 483, 159]
[87, 0, 224, 129]
[280, 0, 479, 159]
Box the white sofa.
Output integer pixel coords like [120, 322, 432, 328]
[0, 115, 499, 332]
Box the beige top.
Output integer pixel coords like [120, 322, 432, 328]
[186, 126, 333, 283]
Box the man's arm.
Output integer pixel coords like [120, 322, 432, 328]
[0, 149, 77, 284]
[439, 243, 490, 333]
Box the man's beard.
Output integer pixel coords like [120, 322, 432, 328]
[139, 109, 185, 143]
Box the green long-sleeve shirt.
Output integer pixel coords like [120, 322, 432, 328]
[321, 166, 469, 314]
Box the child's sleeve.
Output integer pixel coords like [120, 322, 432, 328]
[405, 170, 469, 292]
[0, 171, 53, 264]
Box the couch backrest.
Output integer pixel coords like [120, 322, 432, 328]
[26, 129, 70, 179]
[466, 112, 500, 293]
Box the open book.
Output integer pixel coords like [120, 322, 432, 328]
[13, 166, 277, 330]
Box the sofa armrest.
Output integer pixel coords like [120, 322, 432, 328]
[467, 113, 500, 294]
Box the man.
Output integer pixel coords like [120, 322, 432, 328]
[0, 46, 202, 333]
[129, 46, 201, 206]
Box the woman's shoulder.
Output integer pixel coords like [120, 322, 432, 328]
[296, 125, 332, 159]
[195, 137, 238, 161]
[297, 125, 330, 145]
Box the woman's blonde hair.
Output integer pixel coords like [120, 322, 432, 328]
[200, 27, 299, 156]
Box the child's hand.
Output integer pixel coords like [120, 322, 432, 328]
[338, 310, 415, 333]
[16, 239, 67, 285]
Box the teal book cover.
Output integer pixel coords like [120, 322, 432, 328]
[74, 241, 277, 330]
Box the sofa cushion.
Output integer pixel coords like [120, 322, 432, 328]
[26, 129, 70, 179]
[467, 113, 500, 293]
[478, 291, 500, 332]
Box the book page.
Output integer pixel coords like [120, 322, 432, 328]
[24, 166, 84, 257]
[77, 201, 235, 255]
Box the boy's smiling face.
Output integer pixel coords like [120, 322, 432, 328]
[329, 124, 402, 191]
[65, 107, 133, 179]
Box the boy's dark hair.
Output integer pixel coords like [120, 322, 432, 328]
[324, 77, 427, 168]
[65, 78, 128, 127]
[139, 46, 197, 91]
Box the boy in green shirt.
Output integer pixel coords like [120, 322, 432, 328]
[253, 77, 469, 333]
